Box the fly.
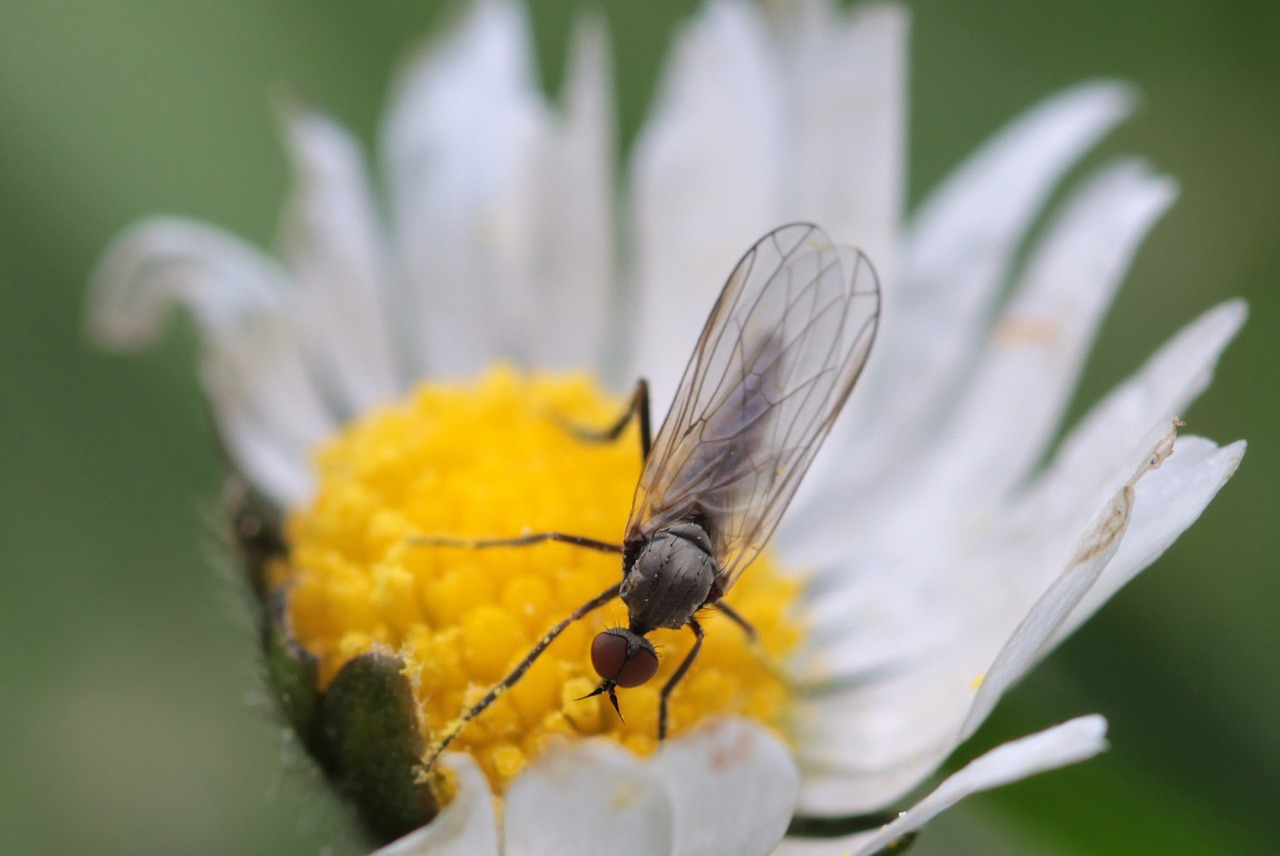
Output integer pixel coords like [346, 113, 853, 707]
[416, 222, 881, 769]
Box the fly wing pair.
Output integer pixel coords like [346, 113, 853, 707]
[627, 223, 881, 592]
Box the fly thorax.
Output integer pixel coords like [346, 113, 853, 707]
[620, 522, 717, 632]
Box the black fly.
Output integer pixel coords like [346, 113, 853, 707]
[416, 223, 880, 768]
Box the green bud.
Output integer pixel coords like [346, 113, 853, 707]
[315, 652, 438, 843]
[262, 592, 320, 741]
[226, 476, 437, 845]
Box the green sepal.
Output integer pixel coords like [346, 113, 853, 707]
[223, 472, 287, 605]
[262, 591, 321, 742]
[315, 652, 438, 844]
[225, 473, 436, 843]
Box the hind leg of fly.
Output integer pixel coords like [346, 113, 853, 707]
[715, 601, 757, 641]
[658, 617, 704, 741]
[553, 378, 651, 461]
[715, 600, 792, 688]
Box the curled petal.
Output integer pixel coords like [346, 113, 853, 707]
[86, 217, 290, 348]
[87, 218, 334, 505]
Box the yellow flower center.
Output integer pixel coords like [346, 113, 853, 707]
[275, 365, 803, 795]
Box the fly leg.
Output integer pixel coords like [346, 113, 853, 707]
[715, 601, 757, 642]
[409, 531, 622, 554]
[658, 616, 704, 741]
[716, 601, 790, 687]
[552, 378, 651, 461]
[422, 582, 622, 770]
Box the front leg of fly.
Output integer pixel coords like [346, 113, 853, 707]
[658, 617, 704, 740]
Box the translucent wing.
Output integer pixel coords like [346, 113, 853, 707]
[625, 223, 880, 592]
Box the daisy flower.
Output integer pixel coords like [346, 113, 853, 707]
[85, 1, 1245, 854]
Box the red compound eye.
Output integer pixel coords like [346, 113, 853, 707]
[591, 630, 659, 688]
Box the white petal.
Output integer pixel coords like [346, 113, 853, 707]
[961, 425, 1178, 734]
[201, 349, 316, 506]
[86, 218, 334, 506]
[900, 80, 1135, 382]
[844, 716, 1109, 856]
[279, 102, 403, 413]
[628, 0, 784, 411]
[86, 217, 289, 348]
[381, 0, 549, 377]
[651, 719, 799, 856]
[381, 0, 617, 379]
[771, 0, 907, 281]
[791, 668, 970, 815]
[504, 740, 673, 856]
[798, 82, 1135, 515]
[929, 160, 1177, 501]
[374, 754, 499, 856]
[787, 422, 1185, 813]
[1019, 300, 1245, 534]
[1050, 435, 1245, 647]
[522, 14, 618, 375]
[766, 0, 907, 523]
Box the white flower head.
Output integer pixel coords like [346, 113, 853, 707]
[86, 1, 1244, 854]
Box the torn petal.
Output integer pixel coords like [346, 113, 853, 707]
[962, 424, 1177, 735]
[1050, 435, 1245, 648]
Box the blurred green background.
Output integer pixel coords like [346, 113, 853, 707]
[1, 1, 1275, 854]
